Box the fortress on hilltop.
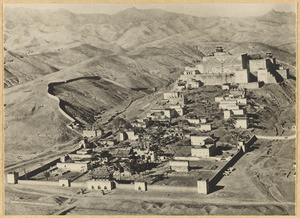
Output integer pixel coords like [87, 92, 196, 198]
[176, 47, 288, 90]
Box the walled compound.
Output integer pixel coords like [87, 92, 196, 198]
[175, 47, 288, 91]
[7, 47, 288, 196]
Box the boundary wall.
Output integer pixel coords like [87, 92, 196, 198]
[18, 158, 60, 180]
[18, 180, 58, 186]
[209, 135, 257, 187]
[209, 149, 244, 187]
[47, 76, 101, 123]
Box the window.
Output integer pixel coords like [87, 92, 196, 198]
[104, 186, 107, 190]
[91, 185, 94, 189]
[98, 185, 101, 190]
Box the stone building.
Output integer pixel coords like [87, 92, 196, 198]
[235, 117, 248, 129]
[163, 92, 186, 105]
[119, 131, 139, 141]
[83, 129, 103, 138]
[191, 136, 216, 157]
[169, 105, 185, 116]
[199, 123, 212, 132]
[134, 181, 147, 191]
[249, 52, 288, 83]
[87, 180, 115, 191]
[57, 161, 91, 172]
[7, 172, 19, 184]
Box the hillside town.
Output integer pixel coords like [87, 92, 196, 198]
[6, 47, 293, 196]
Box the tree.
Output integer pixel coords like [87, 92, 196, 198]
[224, 118, 236, 130]
[112, 117, 131, 132]
[44, 171, 50, 181]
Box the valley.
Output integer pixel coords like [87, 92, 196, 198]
[3, 5, 296, 216]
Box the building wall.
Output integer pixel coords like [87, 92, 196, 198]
[87, 180, 114, 190]
[277, 69, 288, 79]
[257, 69, 277, 83]
[199, 124, 212, 131]
[59, 179, 70, 187]
[163, 92, 185, 105]
[249, 59, 266, 72]
[219, 103, 238, 110]
[191, 148, 210, 157]
[231, 109, 244, 115]
[7, 172, 19, 184]
[134, 182, 147, 191]
[57, 162, 90, 172]
[236, 98, 247, 105]
[239, 82, 259, 89]
[191, 136, 207, 146]
[197, 180, 209, 194]
[83, 130, 96, 137]
[225, 105, 240, 110]
[234, 69, 248, 83]
[235, 119, 248, 129]
[187, 119, 200, 125]
[224, 110, 231, 120]
[203, 54, 243, 74]
[127, 131, 138, 140]
[169, 106, 184, 116]
[215, 97, 224, 102]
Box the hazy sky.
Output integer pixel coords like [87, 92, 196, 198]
[4, 3, 296, 17]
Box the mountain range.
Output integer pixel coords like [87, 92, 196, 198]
[3, 7, 296, 165]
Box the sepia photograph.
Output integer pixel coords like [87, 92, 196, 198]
[3, 2, 297, 215]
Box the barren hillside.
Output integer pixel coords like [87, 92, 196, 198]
[4, 7, 296, 165]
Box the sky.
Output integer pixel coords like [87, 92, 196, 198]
[4, 3, 296, 17]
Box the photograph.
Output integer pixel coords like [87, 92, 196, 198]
[3, 2, 297, 215]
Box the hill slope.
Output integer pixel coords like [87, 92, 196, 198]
[4, 7, 296, 165]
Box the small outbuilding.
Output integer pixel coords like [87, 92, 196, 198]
[7, 172, 19, 184]
[59, 179, 70, 187]
[197, 179, 210, 194]
[135, 181, 147, 191]
[87, 180, 115, 191]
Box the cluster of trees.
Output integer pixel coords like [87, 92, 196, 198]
[112, 117, 132, 132]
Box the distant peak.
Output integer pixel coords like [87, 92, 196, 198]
[124, 7, 139, 11]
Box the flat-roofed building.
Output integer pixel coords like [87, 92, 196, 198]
[191, 144, 216, 158]
[191, 136, 215, 146]
[57, 161, 91, 172]
[7, 172, 19, 184]
[87, 180, 115, 191]
[199, 123, 212, 132]
[235, 117, 248, 129]
[163, 92, 186, 105]
[135, 181, 147, 191]
[169, 105, 185, 116]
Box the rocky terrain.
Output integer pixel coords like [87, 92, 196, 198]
[4, 7, 296, 166]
